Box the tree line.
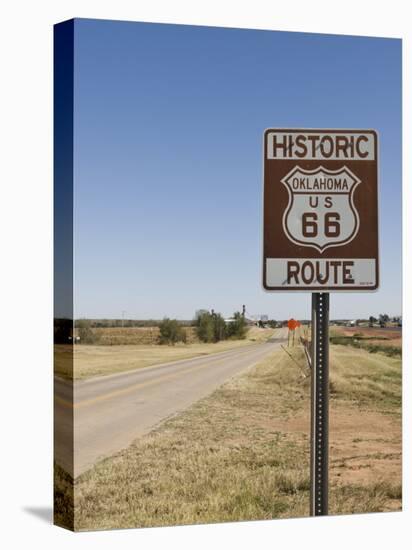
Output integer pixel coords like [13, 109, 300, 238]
[67, 310, 249, 345]
[159, 310, 248, 345]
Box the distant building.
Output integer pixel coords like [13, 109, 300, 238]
[224, 317, 255, 326]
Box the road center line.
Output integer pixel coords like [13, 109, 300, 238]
[56, 349, 259, 410]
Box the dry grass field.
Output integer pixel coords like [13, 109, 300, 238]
[332, 325, 401, 344]
[57, 341, 401, 530]
[93, 326, 198, 345]
[330, 326, 401, 358]
[54, 327, 277, 380]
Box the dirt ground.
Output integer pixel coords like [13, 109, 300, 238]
[271, 402, 400, 487]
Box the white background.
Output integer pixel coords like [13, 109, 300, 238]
[0, 1, 410, 548]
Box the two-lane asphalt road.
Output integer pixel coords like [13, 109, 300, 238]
[55, 331, 287, 477]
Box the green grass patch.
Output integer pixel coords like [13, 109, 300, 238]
[330, 336, 401, 358]
[329, 345, 402, 412]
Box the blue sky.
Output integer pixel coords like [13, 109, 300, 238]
[73, 19, 401, 320]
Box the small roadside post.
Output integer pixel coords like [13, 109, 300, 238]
[263, 128, 379, 516]
[287, 318, 298, 346]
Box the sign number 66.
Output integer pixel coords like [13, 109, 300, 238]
[302, 212, 341, 238]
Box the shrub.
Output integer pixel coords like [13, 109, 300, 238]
[158, 318, 186, 345]
[196, 311, 218, 343]
[226, 311, 248, 339]
[195, 310, 248, 343]
[76, 319, 101, 344]
[195, 310, 228, 343]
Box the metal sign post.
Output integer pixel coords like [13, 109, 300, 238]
[310, 292, 329, 515]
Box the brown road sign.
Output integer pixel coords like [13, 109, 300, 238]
[263, 129, 379, 291]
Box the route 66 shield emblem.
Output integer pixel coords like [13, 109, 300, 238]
[281, 165, 361, 252]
